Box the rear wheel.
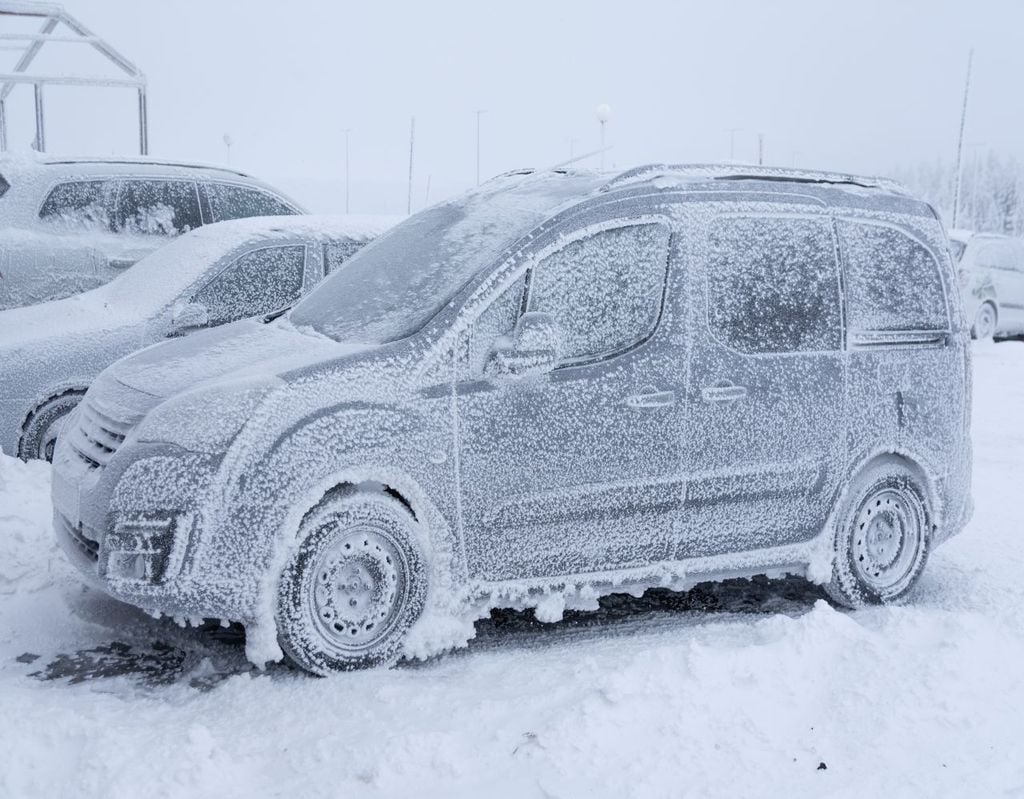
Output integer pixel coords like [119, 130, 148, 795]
[972, 302, 998, 341]
[276, 489, 427, 675]
[825, 458, 932, 607]
[18, 391, 84, 462]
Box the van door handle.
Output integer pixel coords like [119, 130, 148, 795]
[701, 381, 748, 403]
[624, 388, 676, 408]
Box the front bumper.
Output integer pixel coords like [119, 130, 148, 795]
[51, 423, 225, 618]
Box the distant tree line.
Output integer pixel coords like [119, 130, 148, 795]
[891, 152, 1024, 235]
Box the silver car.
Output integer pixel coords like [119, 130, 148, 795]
[1, 214, 392, 460]
[0, 154, 303, 310]
[949, 229, 1024, 340]
[51, 165, 972, 675]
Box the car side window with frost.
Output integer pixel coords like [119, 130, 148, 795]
[708, 216, 841, 354]
[114, 179, 202, 235]
[38, 180, 112, 230]
[469, 275, 526, 373]
[525, 223, 670, 365]
[324, 239, 365, 275]
[193, 245, 306, 326]
[206, 182, 295, 222]
[839, 221, 947, 332]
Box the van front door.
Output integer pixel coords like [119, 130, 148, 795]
[455, 218, 687, 582]
[680, 212, 846, 559]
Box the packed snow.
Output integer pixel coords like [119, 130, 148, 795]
[0, 342, 1021, 797]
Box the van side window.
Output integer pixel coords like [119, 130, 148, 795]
[707, 216, 841, 354]
[39, 180, 113, 230]
[526, 223, 670, 365]
[838, 221, 947, 332]
[469, 275, 526, 373]
[193, 245, 306, 326]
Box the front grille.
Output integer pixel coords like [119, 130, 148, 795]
[68, 399, 133, 469]
[56, 513, 100, 563]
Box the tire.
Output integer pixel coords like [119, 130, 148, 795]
[18, 391, 84, 462]
[825, 457, 932, 608]
[972, 302, 998, 341]
[276, 488, 427, 675]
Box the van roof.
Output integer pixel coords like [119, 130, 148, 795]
[599, 163, 908, 195]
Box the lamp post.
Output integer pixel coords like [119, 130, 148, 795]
[344, 128, 351, 214]
[595, 103, 611, 171]
[475, 109, 486, 185]
[222, 134, 233, 165]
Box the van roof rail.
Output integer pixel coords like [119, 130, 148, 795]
[600, 164, 908, 195]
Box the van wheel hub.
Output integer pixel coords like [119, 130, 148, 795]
[311, 528, 401, 649]
[851, 488, 922, 590]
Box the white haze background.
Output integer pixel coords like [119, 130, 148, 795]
[2, 0, 1022, 214]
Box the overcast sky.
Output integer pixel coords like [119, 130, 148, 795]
[2, 0, 1022, 213]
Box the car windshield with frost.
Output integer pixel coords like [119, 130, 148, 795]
[289, 172, 603, 345]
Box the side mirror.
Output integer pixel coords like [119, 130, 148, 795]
[169, 301, 209, 335]
[485, 311, 561, 379]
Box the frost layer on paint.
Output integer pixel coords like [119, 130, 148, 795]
[48, 165, 973, 672]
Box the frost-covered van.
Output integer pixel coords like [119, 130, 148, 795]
[948, 229, 1024, 340]
[2, 215, 393, 461]
[0, 154, 303, 310]
[51, 165, 972, 675]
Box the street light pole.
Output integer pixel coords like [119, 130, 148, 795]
[952, 48, 974, 228]
[344, 128, 351, 214]
[475, 109, 486, 185]
[595, 103, 611, 171]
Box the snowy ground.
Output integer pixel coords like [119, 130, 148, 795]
[1, 344, 1023, 798]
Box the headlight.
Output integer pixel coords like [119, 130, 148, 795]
[135, 379, 281, 454]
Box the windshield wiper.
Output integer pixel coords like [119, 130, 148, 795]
[263, 304, 292, 323]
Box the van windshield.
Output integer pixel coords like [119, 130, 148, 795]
[289, 172, 603, 344]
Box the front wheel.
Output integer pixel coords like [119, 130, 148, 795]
[825, 458, 932, 608]
[18, 391, 84, 462]
[276, 489, 427, 675]
[972, 302, 998, 341]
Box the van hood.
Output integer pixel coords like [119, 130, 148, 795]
[108, 317, 361, 400]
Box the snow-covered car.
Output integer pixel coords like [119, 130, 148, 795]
[51, 165, 972, 675]
[948, 229, 1024, 340]
[1, 214, 394, 461]
[0, 154, 304, 310]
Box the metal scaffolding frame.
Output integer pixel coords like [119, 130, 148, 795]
[0, 1, 147, 154]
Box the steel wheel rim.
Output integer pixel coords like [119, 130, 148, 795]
[309, 524, 405, 652]
[976, 305, 996, 339]
[851, 487, 923, 592]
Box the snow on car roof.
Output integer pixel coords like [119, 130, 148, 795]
[0, 150, 258, 180]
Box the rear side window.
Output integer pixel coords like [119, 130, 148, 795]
[205, 182, 295, 222]
[114, 179, 202, 235]
[39, 180, 112, 230]
[838, 221, 948, 331]
[707, 216, 842, 354]
[0, 174, 8, 198]
[323, 238, 365, 275]
[193, 244, 306, 326]
[526, 223, 670, 365]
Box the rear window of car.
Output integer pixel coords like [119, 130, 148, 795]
[205, 182, 296, 222]
[0, 174, 8, 199]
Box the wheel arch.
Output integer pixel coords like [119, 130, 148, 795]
[248, 463, 465, 666]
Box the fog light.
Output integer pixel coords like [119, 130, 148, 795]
[102, 514, 188, 584]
